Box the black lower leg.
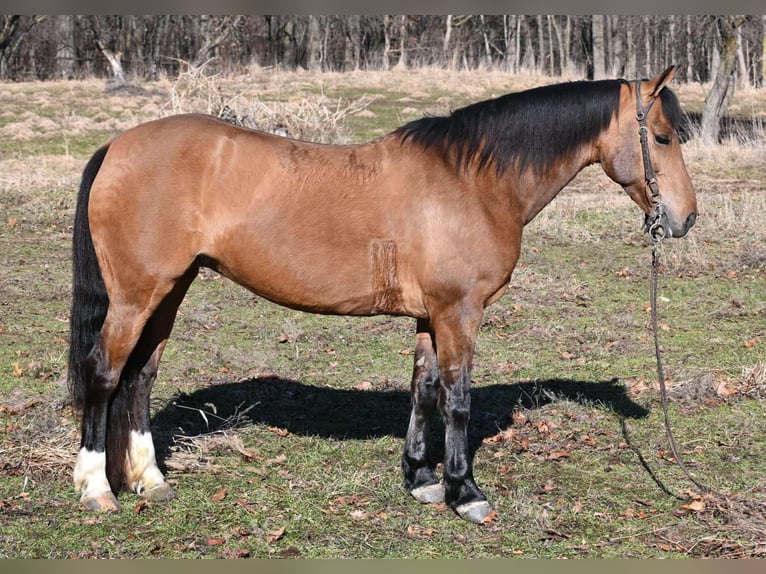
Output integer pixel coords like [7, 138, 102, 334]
[402, 321, 441, 492]
[441, 371, 486, 510]
[80, 343, 116, 453]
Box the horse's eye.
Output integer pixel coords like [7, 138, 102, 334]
[655, 134, 671, 146]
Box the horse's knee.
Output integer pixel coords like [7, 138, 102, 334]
[84, 343, 119, 401]
[439, 377, 472, 426]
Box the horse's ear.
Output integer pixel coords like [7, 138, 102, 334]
[646, 65, 676, 98]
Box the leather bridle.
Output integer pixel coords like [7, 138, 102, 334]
[635, 80, 665, 242]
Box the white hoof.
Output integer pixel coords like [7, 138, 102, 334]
[455, 500, 493, 523]
[410, 483, 445, 504]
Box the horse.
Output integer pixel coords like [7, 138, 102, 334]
[68, 66, 697, 524]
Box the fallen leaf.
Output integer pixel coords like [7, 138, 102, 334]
[266, 526, 286, 543]
[210, 487, 227, 502]
[207, 537, 226, 546]
[134, 499, 149, 514]
[547, 450, 570, 460]
[265, 453, 287, 466]
[481, 510, 498, 524]
[716, 381, 737, 398]
[354, 381, 373, 391]
[540, 480, 556, 493]
[407, 525, 435, 538]
[350, 509, 368, 521]
[616, 268, 632, 278]
[268, 426, 290, 437]
[744, 338, 758, 348]
[512, 411, 528, 426]
[12, 362, 22, 377]
[279, 547, 301, 558]
[681, 499, 706, 512]
[219, 548, 250, 559]
[542, 528, 571, 541]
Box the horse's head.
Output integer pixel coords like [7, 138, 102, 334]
[599, 66, 697, 239]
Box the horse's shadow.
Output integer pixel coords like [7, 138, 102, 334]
[151, 376, 648, 465]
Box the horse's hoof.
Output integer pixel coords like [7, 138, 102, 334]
[410, 483, 445, 504]
[81, 492, 121, 513]
[140, 483, 176, 503]
[455, 500, 493, 524]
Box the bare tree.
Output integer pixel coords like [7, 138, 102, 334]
[190, 15, 242, 70]
[700, 16, 747, 144]
[394, 15, 408, 69]
[81, 16, 126, 83]
[0, 15, 46, 78]
[54, 15, 76, 79]
[592, 15, 607, 79]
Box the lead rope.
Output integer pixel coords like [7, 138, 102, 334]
[649, 238, 718, 496]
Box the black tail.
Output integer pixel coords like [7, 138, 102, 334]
[68, 145, 110, 414]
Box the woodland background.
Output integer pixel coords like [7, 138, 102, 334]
[1, 15, 764, 85]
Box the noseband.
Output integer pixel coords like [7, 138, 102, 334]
[635, 80, 665, 242]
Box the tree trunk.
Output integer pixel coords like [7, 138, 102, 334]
[347, 15, 361, 70]
[148, 16, 169, 80]
[536, 15, 545, 74]
[55, 15, 76, 79]
[394, 15, 408, 69]
[382, 15, 391, 70]
[480, 15, 492, 68]
[592, 15, 606, 79]
[443, 14, 453, 67]
[307, 15, 322, 71]
[550, 15, 564, 75]
[701, 16, 745, 144]
[84, 16, 126, 83]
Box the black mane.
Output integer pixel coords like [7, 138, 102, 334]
[396, 79, 627, 177]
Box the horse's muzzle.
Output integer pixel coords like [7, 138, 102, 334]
[645, 210, 696, 239]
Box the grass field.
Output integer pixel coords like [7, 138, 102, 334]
[0, 68, 764, 558]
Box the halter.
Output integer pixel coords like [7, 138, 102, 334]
[635, 80, 665, 243]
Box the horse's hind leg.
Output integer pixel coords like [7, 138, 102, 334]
[402, 318, 444, 504]
[74, 307, 152, 512]
[123, 270, 195, 502]
[74, 273, 191, 511]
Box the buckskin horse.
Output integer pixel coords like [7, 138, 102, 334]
[68, 67, 697, 523]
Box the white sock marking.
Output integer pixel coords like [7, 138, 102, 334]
[126, 431, 166, 492]
[73, 448, 112, 500]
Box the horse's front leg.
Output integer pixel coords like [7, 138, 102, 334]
[432, 302, 493, 523]
[402, 318, 444, 504]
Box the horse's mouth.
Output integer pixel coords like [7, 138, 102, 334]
[644, 210, 696, 239]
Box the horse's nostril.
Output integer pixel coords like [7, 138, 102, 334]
[685, 212, 697, 231]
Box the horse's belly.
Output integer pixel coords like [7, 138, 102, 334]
[209, 232, 422, 318]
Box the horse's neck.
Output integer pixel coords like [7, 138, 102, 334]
[515, 147, 597, 225]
